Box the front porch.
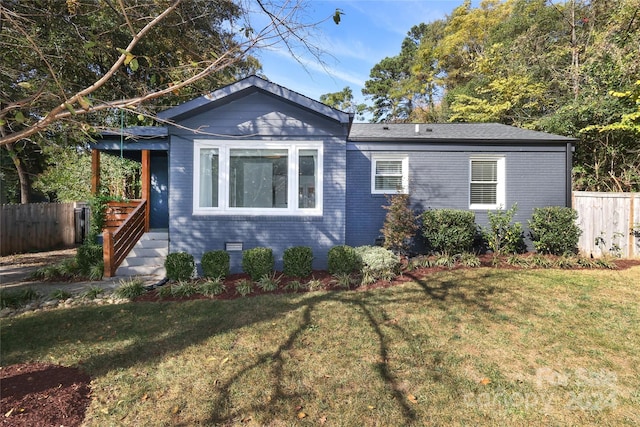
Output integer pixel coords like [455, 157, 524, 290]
[91, 128, 169, 277]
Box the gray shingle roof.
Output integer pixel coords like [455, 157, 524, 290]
[157, 75, 352, 124]
[101, 126, 168, 138]
[348, 123, 575, 142]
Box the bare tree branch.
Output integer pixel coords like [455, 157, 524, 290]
[0, 0, 334, 147]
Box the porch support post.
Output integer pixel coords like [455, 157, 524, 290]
[91, 149, 100, 195]
[141, 149, 151, 231]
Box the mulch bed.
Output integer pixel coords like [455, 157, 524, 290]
[0, 363, 91, 427]
[2, 255, 639, 426]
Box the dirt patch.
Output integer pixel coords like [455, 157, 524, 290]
[0, 362, 91, 427]
[0, 248, 77, 285]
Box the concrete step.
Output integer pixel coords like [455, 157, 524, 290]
[117, 265, 166, 277]
[141, 230, 168, 241]
[115, 230, 168, 278]
[129, 247, 168, 257]
[119, 256, 165, 267]
[135, 239, 169, 249]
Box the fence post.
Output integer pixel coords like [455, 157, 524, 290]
[103, 230, 114, 278]
[630, 195, 635, 258]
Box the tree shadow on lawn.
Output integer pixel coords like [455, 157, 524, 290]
[2, 269, 522, 425]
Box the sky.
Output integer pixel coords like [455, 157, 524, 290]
[251, 1, 477, 108]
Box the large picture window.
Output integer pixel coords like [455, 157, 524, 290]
[194, 141, 322, 215]
[371, 155, 409, 194]
[469, 157, 505, 210]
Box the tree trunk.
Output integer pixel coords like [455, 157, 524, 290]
[5, 143, 31, 204]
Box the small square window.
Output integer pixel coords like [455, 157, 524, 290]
[469, 157, 505, 209]
[371, 156, 408, 194]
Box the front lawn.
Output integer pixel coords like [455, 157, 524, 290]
[2, 267, 639, 426]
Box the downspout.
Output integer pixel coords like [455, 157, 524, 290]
[566, 141, 574, 207]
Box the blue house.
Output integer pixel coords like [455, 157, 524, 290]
[92, 76, 574, 275]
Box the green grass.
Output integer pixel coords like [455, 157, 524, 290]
[2, 267, 639, 426]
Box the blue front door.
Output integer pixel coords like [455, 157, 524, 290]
[150, 152, 169, 229]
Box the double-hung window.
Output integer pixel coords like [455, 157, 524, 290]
[194, 141, 322, 215]
[371, 155, 409, 194]
[469, 157, 505, 210]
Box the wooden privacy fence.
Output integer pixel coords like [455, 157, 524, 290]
[573, 191, 640, 258]
[0, 203, 83, 256]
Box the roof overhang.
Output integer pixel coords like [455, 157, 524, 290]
[157, 75, 352, 125]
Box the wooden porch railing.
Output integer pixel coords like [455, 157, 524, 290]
[103, 200, 148, 277]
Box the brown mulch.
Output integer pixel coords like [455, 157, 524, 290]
[2, 254, 639, 426]
[0, 363, 91, 427]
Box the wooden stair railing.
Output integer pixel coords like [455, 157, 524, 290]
[103, 200, 148, 278]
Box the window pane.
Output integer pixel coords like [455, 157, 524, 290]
[229, 149, 288, 208]
[470, 183, 497, 205]
[376, 160, 402, 175]
[299, 149, 317, 209]
[472, 161, 497, 182]
[199, 149, 218, 207]
[376, 176, 403, 191]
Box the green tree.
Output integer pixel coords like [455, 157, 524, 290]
[319, 87, 367, 121]
[380, 194, 418, 256]
[33, 149, 141, 202]
[362, 24, 432, 122]
[1, 1, 337, 202]
[536, 0, 640, 191]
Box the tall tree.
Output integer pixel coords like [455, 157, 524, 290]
[537, 0, 640, 191]
[0, 0, 337, 202]
[362, 23, 431, 122]
[319, 87, 367, 121]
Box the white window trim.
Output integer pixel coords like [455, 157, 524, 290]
[469, 156, 505, 210]
[371, 154, 409, 194]
[193, 140, 323, 216]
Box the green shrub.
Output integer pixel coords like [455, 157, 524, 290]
[165, 252, 195, 281]
[284, 280, 305, 292]
[157, 284, 174, 299]
[114, 278, 146, 299]
[529, 254, 553, 268]
[554, 255, 578, 269]
[595, 257, 618, 269]
[77, 243, 103, 275]
[171, 280, 199, 297]
[88, 262, 104, 281]
[50, 289, 72, 300]
[506, 255, 531, 268]
[81, 286, 104, 300]
[283, 246, 313, 277]
[242, 247, 274, 281]
[328, 245, 361, 275]
[434, 253, 457, 268]
[420, 209, 477, 255]
[257, 272, 280, 292]
[32, 265, 63, 281]
[407, 255, 435, 270]
[235, 279, 254, 297]
[354, 245, 401, 284]
[332, 273, 356, 289]
[529, 207, 581, 255]
[380, 193, 418, 255]
[306, 278, 325, 291]
[201, 250, 230, 279]
[199, 279, 226, 297]
[87, 195, 110, 242]
[0, 288, 40, 309]
[484, 204, 526, 256]
[459, 252, 481, 267]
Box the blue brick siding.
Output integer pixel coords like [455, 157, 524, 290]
[346, 147, 568, 251]
[168, 94, 347, 273]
